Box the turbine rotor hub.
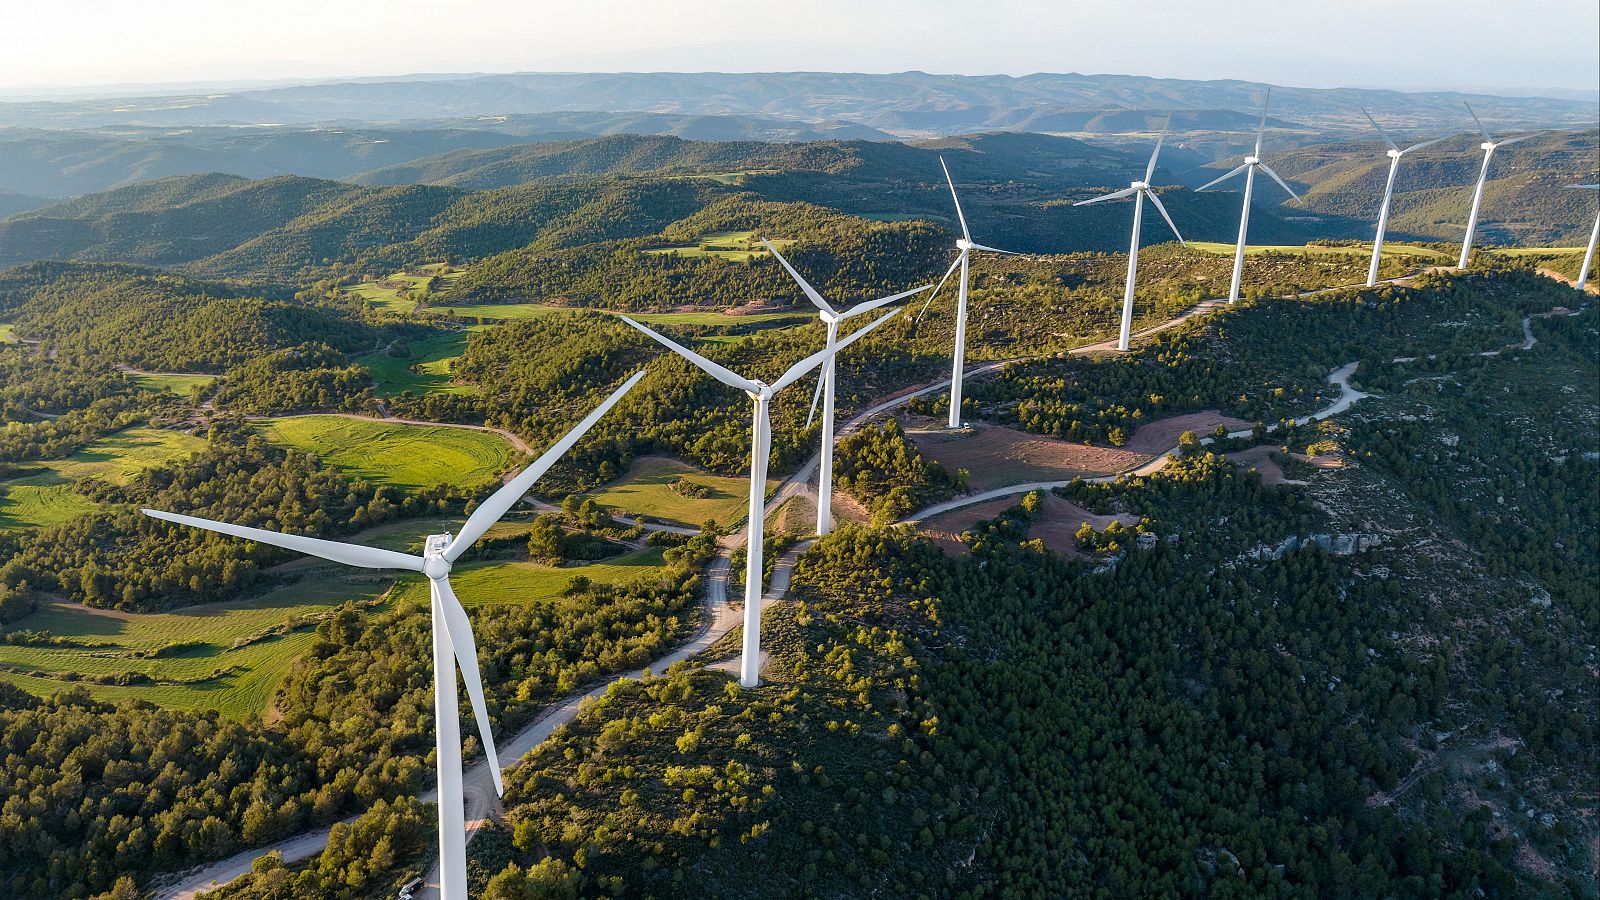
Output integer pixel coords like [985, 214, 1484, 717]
[1244, 156, 1260, 165]
[423, 556, 452, 580]
[955, 238, 974, 251]
[1480, 141, 1495, 151]
[1131, 181, 1148, 190]
[1386, 149, 1402, 159]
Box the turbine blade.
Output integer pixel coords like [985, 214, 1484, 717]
[1399, 136, 1447, 155]
[968, 242, 1017, 255]
[839, 283, 931, 320]
[761, 239, 835, 316]
[1196, 164, 1249, 192]
[804, 366, 826, 430]
[1463, 101, 1492, 144]
[915, 255, 962, 322]
[1145, 112, 1171, 183]
[1567, 184, 1600, 190]
[940, 156, 971, 241]
[1494, 132, 1540, 147]
[444, 370, 645, 562]
[1257, 162, 1302, 203]
[619, 316, 760, 395]
[1144, 189, 1187, 247]
[770, 309, 898, 393]
[433, 577, 503, 796]
[1254, 86, 1271, 157]
[141, 509, 425, 571]
[1073, 186, 1140, 206]
[1362, 108, 1399, 152]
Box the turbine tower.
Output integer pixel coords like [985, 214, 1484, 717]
[1572, 184, 1600, 290]
[1361, 109, 1446, 287]
[141, 371, 645, 900]
[620, 310, 897, 688]
[761, 239, 929, 536]
[1457, 101, 1539, 269]
[924, 157, 1018, 429]
[1198, 87, 1302, 303]
[1073, 113, 1188, 351]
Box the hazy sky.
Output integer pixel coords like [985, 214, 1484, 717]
[4, 0, 1597, 95]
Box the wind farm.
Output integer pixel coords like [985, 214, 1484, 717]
[0, 20, 1595, 900]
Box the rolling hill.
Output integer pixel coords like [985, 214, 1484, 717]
[1258, 128, 1600, 245]
[2, 71, 1589, 135]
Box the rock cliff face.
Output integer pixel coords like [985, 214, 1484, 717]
[1242, 532, 1385, 562]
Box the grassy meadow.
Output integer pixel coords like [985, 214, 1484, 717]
[642, 230, 792, 262]
[0, 426, 207, 529]
[386, 548, 669, 610]
[257, 416, 515, 492]
[574, 456, 749, 528]
[130, 371, 218, 395]
[359, 330, 477, 397]
[0, 570, 393, 718]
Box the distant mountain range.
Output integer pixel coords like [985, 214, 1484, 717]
[2, 71, 1589, 137]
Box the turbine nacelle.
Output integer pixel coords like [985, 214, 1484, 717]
[1130, 180, 1149, 190]
[955, 238, 975, 251]
[1480, 141, 1496, 151]
[1386, 148, 1402, 160]
[1244, 156, 1260, 165]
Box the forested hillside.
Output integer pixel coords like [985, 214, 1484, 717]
[1260, 128, 1600, 246]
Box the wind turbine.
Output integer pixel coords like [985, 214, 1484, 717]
[761, 239, 929, 536]
[619, 309, 897, 688]
[1073, 113, 1188, 352]
[1572, 184, 1600, 290]
[1457, 101, 1540, 269]
[1361, 109, 1447, 287]
[141, 371, 646, 900]
[918, 157, 1019, 429]
[1198, 87, 1302, 303]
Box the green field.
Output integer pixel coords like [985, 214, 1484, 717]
[643, 230, 794, 262]
[1488, 246, 1587, 257]
[387, 548, 668, 610]
[359, 331, 476, 397]
[0, 572, 391, 718]
[438, 303, 808, 329]
[1186, 241, 1451, 259]
[130, 371, 217, 395]
[257, 416, 515, 492]
[349, 264, 466, 314]
[575, 456, 749, 528]
[0, 426, 207, 529]
[0, 323, 16, 343]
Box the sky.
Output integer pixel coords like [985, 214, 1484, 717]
[3, 0, 1597, 97]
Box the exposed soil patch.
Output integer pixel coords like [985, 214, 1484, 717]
[827, 490, 872, 527]
[908, 423, 1145, 491]
[1227, 445, 1297, 485]
[917, 497, 1017, 557]
[1028, 494, 1138, 555]
[1126, 410, 1253, 454]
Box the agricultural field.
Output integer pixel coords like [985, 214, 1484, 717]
[359, 330, 476, 396]
[348, 263, 466, 314]
[129, 371, 217, 395]
[435, 302, 810, 329]
[256, 416, 514, 492]
[0, 426, 207, 529]
[0, 323, 16, 342]
[0, 570, 391, 718]
[386, 547, 669, 610]
[1186, 241, 1451, 260]
[642, 230, 793, 262]
[574, 455, 750, 528]
[907, 422, 1146, 491]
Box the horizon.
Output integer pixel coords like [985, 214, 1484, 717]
[8, 0, 1598, 96]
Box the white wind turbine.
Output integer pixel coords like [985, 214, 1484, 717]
[1198, 87, 1302, 303]
[1361, 109, 1447, 287]
[1572, 184, 1600, 290]
[141, 371, 645, 900]
[620, 309, 898, 688]
[1457, 101, 1540, 269]
[918, 157, 1019, 429]
[1072, 113, 1188, 351]
[761, 238, 930, 536]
